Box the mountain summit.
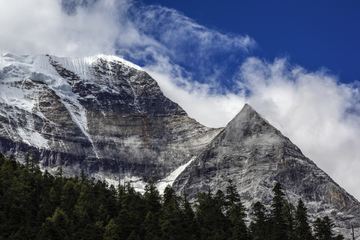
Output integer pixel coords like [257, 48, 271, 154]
[0, 53, 359, 237]
[173, 103, 360, 235]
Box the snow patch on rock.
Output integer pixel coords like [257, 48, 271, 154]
[157, 156, 196, 194]
[17, 128, 49, 149]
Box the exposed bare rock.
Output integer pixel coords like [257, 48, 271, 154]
[0, 53, 221, 185]
[172, 104, 360, 238]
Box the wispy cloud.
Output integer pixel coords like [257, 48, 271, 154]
[122, 3, 257, 88]
[1, 0, 360, 200]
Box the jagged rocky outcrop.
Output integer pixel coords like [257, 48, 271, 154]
[172, 104, 360, 238]
[1, 53, 360, 238]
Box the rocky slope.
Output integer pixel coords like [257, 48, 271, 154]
[1, 53, 359, 238]
[0, 53, 221, 189]
[172, 104, 360, 238]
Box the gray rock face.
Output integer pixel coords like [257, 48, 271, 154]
[0, 53, 221, 185]
[1, 53, 360, 238]
[172, 104, 360, 238]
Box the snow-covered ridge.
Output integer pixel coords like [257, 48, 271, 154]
[47, 54, 143, 79]
[0, 53, 142, 153]
[1, 53, 142, 81]
[0, 52, 143, 105]
[0, 53, 143, 105]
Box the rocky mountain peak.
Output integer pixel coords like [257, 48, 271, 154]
[172, 103, 360, 237]
[222, 103, 282, 144]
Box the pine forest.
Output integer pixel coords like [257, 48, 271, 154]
[0, 152, 344, 240]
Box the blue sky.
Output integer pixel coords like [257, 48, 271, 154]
[141, 0, 360, 84]
[1, 0, 360, 200]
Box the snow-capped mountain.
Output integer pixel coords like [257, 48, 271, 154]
[0, 53, 221, 189]
[0, 53, 359, 238]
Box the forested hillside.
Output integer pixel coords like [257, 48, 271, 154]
[0, 152, 344, 240]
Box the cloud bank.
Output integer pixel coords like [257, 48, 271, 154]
[1, 0, 360, 200]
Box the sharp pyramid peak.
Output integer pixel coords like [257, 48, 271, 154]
[227, 103, 266, 127]
[221, 103, 282, 144]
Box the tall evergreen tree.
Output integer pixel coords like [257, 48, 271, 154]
[160, 186, 184, 240]
[163, 185, 176, 207]
[269, 182, 288, 240]
[143, 181, 161, 239]
[144, 181, 161, 214]
[224, 179, 249, 240]
[228, 203, 249, 240]
[144, 211, 161, 240]
[195, 190, 229, 240]
[313, 216, 343, 240]
[182, 193, 199, 240]
[283, 201, 295, 240]
[294, 199, 313, 240]
[250, 201, 268, 240]
[121, 183, 146, 237]
[37, 207, 72, 240]
[225, 179, 241, 210]
[60, 180, 78, 218]
[103, 218, 120, 240]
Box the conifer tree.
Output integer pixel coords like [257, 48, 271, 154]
[121, 183, 146, 236]
[103, 218, 120, 240]
[195, 190, 229, 240]
[250, 201, 269, 240]
[228, 203, 250, 240]
[127, 230, 141, 240]
[225, 179, 241, 209]
[283, 201, 295, 240]
[160, 186, 184, 240]
[269, 182, 288, 240]
[182, 193, 199, 240]
[80, 221, 105, 240]
[215, 189, 227, 212]
[56, 166, 63, 179]
[37, 207, 72, 240]
[117, 208, 137, 239]
[144, 181, 162, 214]
[224, 179, 249, 240]
[144, 211, 161, 240]
[60, 180, 78, 218]
[163, 185, 176, 207]
[143, 181, 162, 239]
[313, 216, 343, 240]
[294, 199, 313, 240]
[24, 150, 32, 169]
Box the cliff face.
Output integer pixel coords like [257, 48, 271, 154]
[172, 104, 360, 237]
[0, 53, 221, 186]
[1, 53, 360, 238]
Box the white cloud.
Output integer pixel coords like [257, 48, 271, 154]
[0, 0, 127, 56]
[144, 64, 246, 128]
